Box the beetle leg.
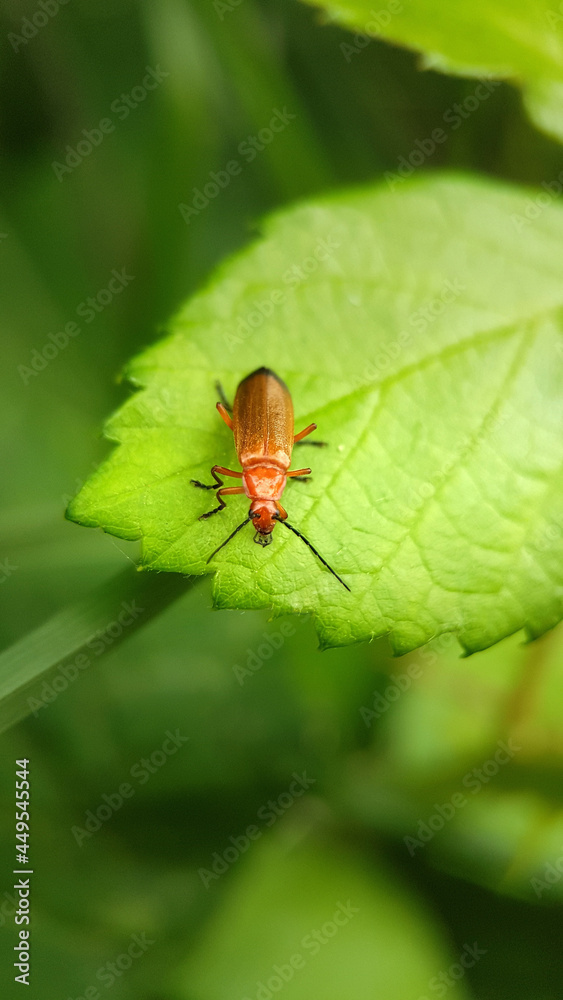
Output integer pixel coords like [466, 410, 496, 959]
[191, 465, 242, 490]
[191, 480, 217, 491]
[294, 422, 326, 446]
[287, 468, 312, 478]
[275, 502, 288, 520]
[199, 486, 245, 520]
[213, 466, 242, 477]
[216, 402, 233, 430]
[294, 422, 316, 442]
[215, 380, 233, 413]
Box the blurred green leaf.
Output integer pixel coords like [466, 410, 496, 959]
[303, 0, 563, 144]
[0, 567, 194, 733]
[182, 820, 471, 1000]
[68, 173, 563, 652]
[5, 0, 563, 997]
[340, 623, 563, 903]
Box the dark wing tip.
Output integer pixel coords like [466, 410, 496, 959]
[241, 367, 288, 390]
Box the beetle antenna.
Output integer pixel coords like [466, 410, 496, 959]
[206, 517, 251, 563]
[275, 518, 350, 591]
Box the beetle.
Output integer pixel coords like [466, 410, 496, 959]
[191, 367, 350, 590]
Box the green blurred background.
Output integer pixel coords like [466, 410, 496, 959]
[2, 1, 563, 997]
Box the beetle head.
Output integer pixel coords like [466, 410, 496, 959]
[249, 501, 277, 543]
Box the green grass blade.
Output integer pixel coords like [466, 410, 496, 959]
[0, 568, 198, 734]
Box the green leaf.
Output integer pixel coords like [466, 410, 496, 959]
[181, 822, 472, 1000]
[67, 173, 563, 652]
[302, 0, 563, 145]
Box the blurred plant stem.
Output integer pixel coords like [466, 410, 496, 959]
[499, 627, 559, 743]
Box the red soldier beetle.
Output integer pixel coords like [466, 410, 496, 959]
[191, 367, 350, 591]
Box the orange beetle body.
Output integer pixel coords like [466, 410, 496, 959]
[191, 367, 349, 589]
[233, 368, 302, 536]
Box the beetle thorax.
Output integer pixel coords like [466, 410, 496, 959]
[242, 463, 286, 502]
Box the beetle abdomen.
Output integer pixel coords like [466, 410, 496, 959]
[233, 368, 293, 468]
